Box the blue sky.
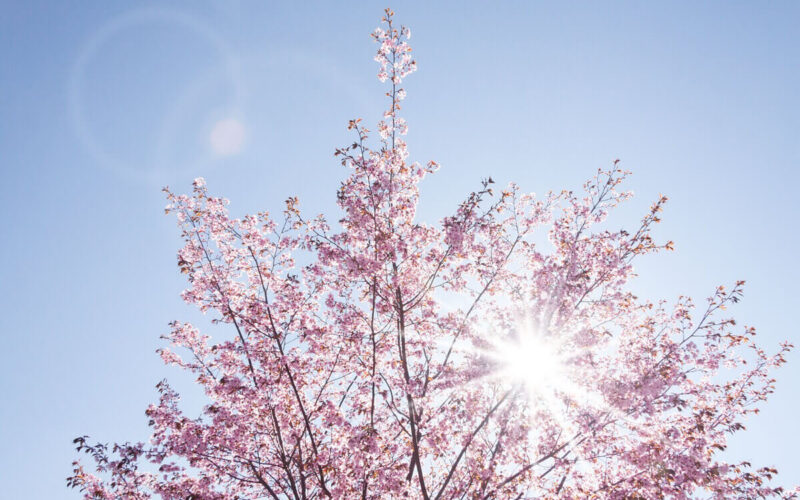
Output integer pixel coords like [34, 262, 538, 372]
[1, 1, 798, 497]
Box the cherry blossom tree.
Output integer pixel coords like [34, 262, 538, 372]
[69, 9, 795, 499]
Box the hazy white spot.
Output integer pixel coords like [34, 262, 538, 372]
[209, 118, 245, 155]
[69, 7, 244, 182]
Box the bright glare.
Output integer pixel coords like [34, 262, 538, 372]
[493, 331, 566, 395]
[209, 118, 246, 155]
[485, 319, 606, 426]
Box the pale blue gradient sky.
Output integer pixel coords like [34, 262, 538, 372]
[1, 1, 798, 497]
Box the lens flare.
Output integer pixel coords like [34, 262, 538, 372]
[209, 118, 246, 155]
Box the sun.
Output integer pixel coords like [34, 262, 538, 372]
[494, 331, 566, 394]
[481, 316, 607, 426]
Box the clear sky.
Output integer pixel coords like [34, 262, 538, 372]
[1, 1, 798, 497]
